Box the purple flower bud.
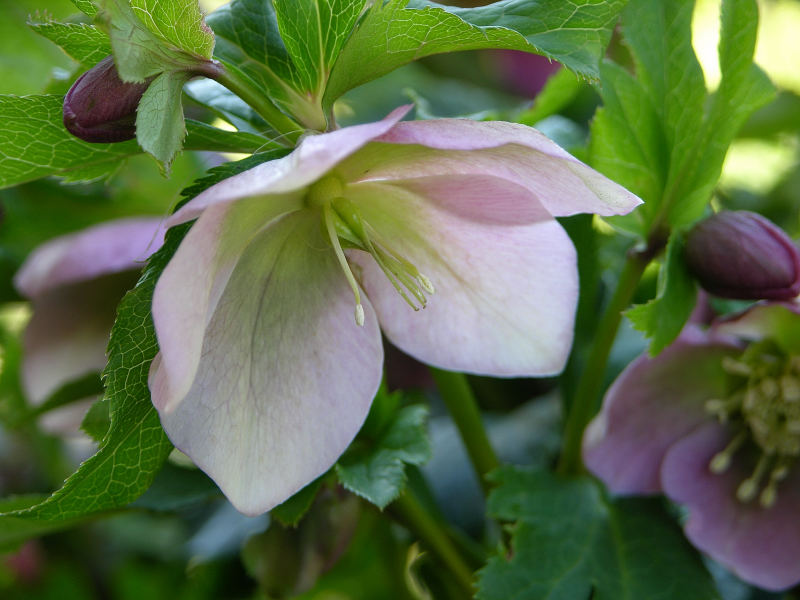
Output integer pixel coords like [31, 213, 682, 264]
[63, 56, 151, 143]
[686, 211, 800, 300]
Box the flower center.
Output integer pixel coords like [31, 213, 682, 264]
[305, 176, 434, 326]
[705, 341, 800, 507]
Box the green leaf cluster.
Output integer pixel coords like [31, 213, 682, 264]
[477, 467, 720, 600]
[335, 389, 431, 509]
[590, 0, 775, 351]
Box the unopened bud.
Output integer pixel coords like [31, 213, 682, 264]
[63, 56, 151, 143]
[686, 211, 800, 300]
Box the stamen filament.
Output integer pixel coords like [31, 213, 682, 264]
[737, 453, 772, 502]
[709, 431, 748, 473]
[323, 205, 364, 326]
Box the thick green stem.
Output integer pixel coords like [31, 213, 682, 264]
[430, 368, 500, 495]
[558, 249, 651, 475]
[391, 491, 475, 597]
[212, 66, 302, 146]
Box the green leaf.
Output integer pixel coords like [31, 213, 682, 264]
[0, 152, 287, 541]
[516, 67, 584, 127]
[273, 0, 366, 95]
[101, 0, 214, 82]
[476, 467, 719, 600]
[29, 20, 111, 66]
[81, 397, 111, 442]
[626, 233, 697, 355]
[271, 476, 325, 527]
[325, 0, 627, 107]
[0, 95, 273, 189]
[71, 0, 98, 17]
[135, 71, 190, 171]
[336, 399, 431, 509]
[206, 0, 321, 128]
[28, 372, 105, 421]
[592, 0, 774, 236]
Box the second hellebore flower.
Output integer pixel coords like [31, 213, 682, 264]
[584, 303, 800, 590]
[149, 107, 641, 515]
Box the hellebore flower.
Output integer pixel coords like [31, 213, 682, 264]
[685, 210, 800, 300]
[15, 218, 164, 433]
[584, 302, 800, 590]
[149, 107, 641, 515]
[63, 56, 152, 143]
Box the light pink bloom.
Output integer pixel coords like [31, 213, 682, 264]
[15, 218, 165, 434]
[585, 303, 800, 591]
[149, 107, 641, 515]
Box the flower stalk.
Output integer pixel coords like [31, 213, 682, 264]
[558, 247, 652, 475]
[430, 368, 500, 494]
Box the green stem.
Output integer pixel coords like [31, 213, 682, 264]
[558, 249, 651, 475]
[211, 65, 303, 146]
[430, 368, 500, 495]
[391, 491, 475, 597]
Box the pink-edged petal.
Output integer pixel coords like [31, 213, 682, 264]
[714, 302, 800, 354]
[583, 326, 742, 494]
[338, 118, 641, 218]
[168, 106, 411, 225]
[347, 180, 576, 377]
[152, 195, 301, 411]
[661, 423, 800, 591]
[14, 217, 164, 298]
[22, 270, 140, 405]
[150, 211, 383, 515]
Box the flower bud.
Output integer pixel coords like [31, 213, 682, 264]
[63, 56, 151, 143]
[686, 211, 800, 300]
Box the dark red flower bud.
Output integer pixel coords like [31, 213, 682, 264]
[63, 56, 151, 143]
[686, 211, 800, 300]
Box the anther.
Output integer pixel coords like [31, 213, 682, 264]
[709, 431, 747, 473]
[736, 454, 771, 502]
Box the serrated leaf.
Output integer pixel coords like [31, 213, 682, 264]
[71, 0, 98, 17]
[101, 0, 214, 82]
[135, 71, 189, 171]
[626, 233, 696, 355]
[336, 403, 431, 509]
[206, 0, 316, 128]
[593, 0, 775, 237]
[273, 0, 366, 95]
[0, 152, 287, 540]
[325, 0, 627, 107]
[0, 95, 273, 189]
[476, 467, 719, 600]
[29, 20, 111, 66]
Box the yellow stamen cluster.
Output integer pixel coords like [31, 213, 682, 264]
[706, 343, 800, 508]
[305, 176, 434, 326]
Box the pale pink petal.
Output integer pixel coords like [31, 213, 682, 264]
[151, 195, 302, 411]
[22, 270, 140, 405]
[14, 217, 164, 298]
[347, 179, 576, 377]
[662, 423, 800, 591]
[150, 211, 383, 515]
[168, 106, 411, 225]
[337, 118, 642, 218]
[583, 327, 741, 494]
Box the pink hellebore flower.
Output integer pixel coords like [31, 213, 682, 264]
[148, 107, 641, 516]
[15, 218, 165, 433]
[584, 303, 800, 591]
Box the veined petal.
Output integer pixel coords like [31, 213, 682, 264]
[583, 327, 741, 494]
[662, 423, 800, 591]
[14, 217, 164, 298]
[347, 180, 576, 377]
[150, 211, 383, 515]
[152, 195, 302, 411]
[168, 106, 411, 226]
[337, 118, 642, 218]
